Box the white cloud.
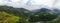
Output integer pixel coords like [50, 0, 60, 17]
[7, 0, 28, 7]
[54, 0, 60, 9]
[0, 0, 60, 10]
[25, 0, 55, 10]
[0, 0, 7, 5]
[26, 0, 55, 7]
[11, 0, 20, 2]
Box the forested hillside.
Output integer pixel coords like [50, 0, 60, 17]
[0, 6, 22, 17]
[0, 6, 60, 23]
[0, 6, 31, 23]
[16, 8, 31, 18]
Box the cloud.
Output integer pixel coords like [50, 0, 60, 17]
[0, 0, 7, 5]
[25, 0, 55, 10]
[7, 0, 28, 7]
[0, 0, 60, 10]
[0, 0, 28, 7]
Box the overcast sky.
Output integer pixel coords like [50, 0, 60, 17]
[0, 0, 60, 10]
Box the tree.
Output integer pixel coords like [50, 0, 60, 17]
[29, 11, 58, 23]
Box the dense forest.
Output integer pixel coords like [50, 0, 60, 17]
[0, 6, 60, 23]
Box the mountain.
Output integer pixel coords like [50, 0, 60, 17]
[53, 9, 60, 15]
[15, 8, 31, 18]
[0, 6, 22, 17]
[31, 8, 51, 15]
[0, 6, 31, 23]
[0, 6, 21, 23]
[29, 8, 58, 22]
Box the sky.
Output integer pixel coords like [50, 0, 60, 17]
[0, 0, 60, 10]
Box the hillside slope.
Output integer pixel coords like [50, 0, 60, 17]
[0, 11, 19, 23]
[0, 6, 22, 17]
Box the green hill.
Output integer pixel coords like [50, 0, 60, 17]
[0, 6, 31, 23]
[0, 11, 19, 23]
[0, 6, 22, 17]
[16, 8, 31, 18]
